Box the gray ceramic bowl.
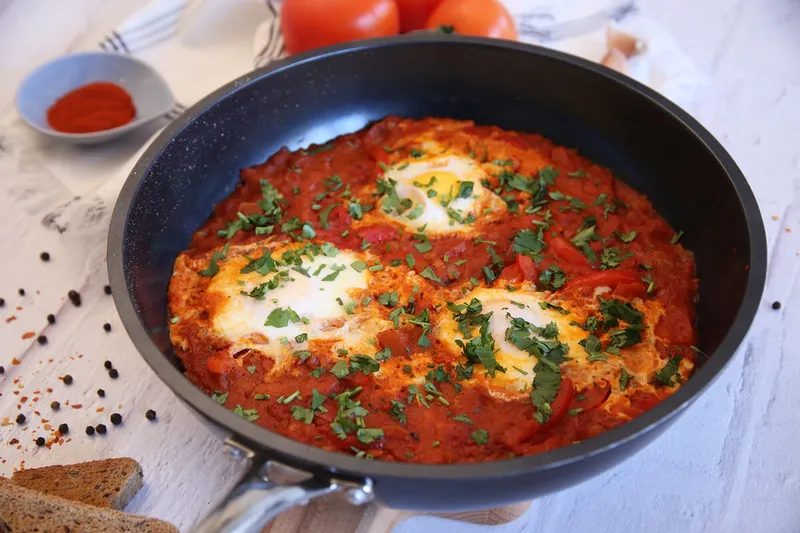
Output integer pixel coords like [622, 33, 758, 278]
[16, 51, 175, 145]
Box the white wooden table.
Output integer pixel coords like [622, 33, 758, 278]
[1, 0, 798, 532]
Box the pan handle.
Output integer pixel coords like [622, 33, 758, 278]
[191, 439, 374, 533]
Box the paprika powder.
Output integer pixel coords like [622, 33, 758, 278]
[46, 82, 136, 134]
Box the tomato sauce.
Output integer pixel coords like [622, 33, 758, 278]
[176, 116, 698, 463]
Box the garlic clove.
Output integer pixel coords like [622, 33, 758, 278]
[606, 24, 647, 58]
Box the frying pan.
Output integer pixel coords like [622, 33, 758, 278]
[107, 34, 767, 532]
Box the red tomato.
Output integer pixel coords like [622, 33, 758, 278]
[356, 224, 399, 244]
[206, 356, 235, 374]
[281, 0, 400, 55]
[548, 235, 592, 267]
[569, 270, 641, 290]
[516, 253, 537, 281]
[614, 281, 647, 299]
[543, 377, 574, 427]
[396, 0, 444, 32]
[497, 263, 522, 282]
[425, 0, 517, 40]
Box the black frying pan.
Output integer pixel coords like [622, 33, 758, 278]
[108, 34, 766, 532]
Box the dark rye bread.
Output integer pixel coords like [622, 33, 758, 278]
[0, 478, 179, 533]
[11, 458, 143, 510]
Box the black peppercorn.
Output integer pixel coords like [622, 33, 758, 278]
[0, 366, 4, 374]
[102, 323, 111, 332]
[108, 368, 119, 379]
[145, 409, 157, 421]
[36, 436, 46, 446]
[40, 252, 50, 261]
[104, 360, 113, 370]
[67, 290, 81, 307]
[104, 285, 112, 295]
[16, 413, 26, 424]
[95, 424, 107, 435]
[18, 288, 25, 296]
[36, 335, 47, 345]
[50, 401, 60, 410]
[772, 301, 782, 310]
[0, 298, 5, 307]
[97, 389, 105, 397]
[86, 426, 95, 435]
[58, 423, 69, 434]
[110, 413, 122, 425]
[62, 374, 73, 385]
[47, 314, 56, 324]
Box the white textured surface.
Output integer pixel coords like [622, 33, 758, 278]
[0, 0, 798, 532]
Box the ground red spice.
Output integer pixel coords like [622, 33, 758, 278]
[46, 82, 136, 134]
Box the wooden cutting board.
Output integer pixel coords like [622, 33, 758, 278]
[262, 498, 532, 533]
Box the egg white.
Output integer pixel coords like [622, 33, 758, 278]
[203, 243, 388, 371]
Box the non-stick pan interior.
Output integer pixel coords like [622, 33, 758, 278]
[120, 39, 757, 368]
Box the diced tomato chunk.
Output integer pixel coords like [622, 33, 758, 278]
[356, 225, 398, 244]
[498, 264, 522, 282]
[540, 377, 574, 428]
[614, 281, 647, 299]
[237, 202, 262, 216]
[206, 356, 235, 374]
[569, 270, 641, 290]
[377, 327, 423, 356]
[516, 254, 537, 281]
[548, 235, 592, 267]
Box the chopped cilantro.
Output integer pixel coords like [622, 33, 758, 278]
[470, 429, 489, 445]
[390, 400, 407, 424]
[330, 360, 350, 379]
[619, 368, 633, 390]
[294, 350, 311, 361]
[357, 428, 384, 444]
[378, 291, 399, 307]
[600, 247, 632, 270]
[232, 405, 259, 421]
[264, 307, 301, 328]
[453, 413, 474, 424]
[655, 356, 682, 386]
[350, 354, 380, 375]
[580, 334, 606, 362]
[211, 391, 228, 405]
[199, 243, 230, 277]
[538, 265, 566, 290]
[419, 266, 444, 284]
[319, 204, 337, 230]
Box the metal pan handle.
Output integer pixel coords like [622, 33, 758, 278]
[191, 439, 373, 533]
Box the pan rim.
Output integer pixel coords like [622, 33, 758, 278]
[108, 34, 767, 484]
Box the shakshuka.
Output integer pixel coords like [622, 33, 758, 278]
[168, 117, 698, 463]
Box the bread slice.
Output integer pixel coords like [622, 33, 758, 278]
[11, 457, 143, 510]
[0, 478, 179, 533]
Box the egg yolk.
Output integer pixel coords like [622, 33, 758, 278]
[412, 171, 471, 202]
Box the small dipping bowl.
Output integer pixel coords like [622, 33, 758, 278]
[16, 51, 175, 145]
